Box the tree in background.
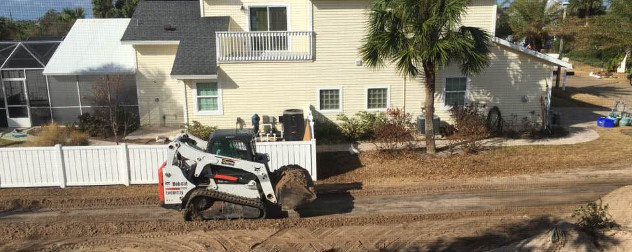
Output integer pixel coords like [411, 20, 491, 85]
[360, 0, 491, 154]
[92, 0, 115, 18]
[113, 0, 140, 18]
[495, 6, 513, 40]
[558, 0, 632, 69]
[568, 0, 605, 26]
[60, 7, 86, 23]
[93, 0, 139, 18]
[506, 0, 560, 51]
[0, 18, 22, 40]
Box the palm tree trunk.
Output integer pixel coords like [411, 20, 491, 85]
[423, 61, 436, 154]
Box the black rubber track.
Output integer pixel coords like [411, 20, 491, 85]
[183, 188, 266, 221]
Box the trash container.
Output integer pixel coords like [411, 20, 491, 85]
[417, 114, 440, 134]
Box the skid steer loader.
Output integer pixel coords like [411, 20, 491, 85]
[159, 129, 316, 221]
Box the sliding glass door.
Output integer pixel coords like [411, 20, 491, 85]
[249, 6, 288, 51]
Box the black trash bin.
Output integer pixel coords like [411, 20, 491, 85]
[283, 109, 305, 141]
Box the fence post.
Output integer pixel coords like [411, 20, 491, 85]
[55, 144, 67, 188]
[120, 143, 131, 186]
[310, 139, 317, 181]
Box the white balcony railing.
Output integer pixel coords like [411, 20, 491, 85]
[216, 31, 314, 62]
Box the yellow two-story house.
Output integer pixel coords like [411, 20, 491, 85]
[120, 0, 571, 130]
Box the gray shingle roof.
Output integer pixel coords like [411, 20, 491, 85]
[121, 1, 229, 77]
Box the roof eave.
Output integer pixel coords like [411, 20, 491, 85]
[492, 37, 573, 69]
[121, 40, 181, 46]
[171, 74, 218, 80]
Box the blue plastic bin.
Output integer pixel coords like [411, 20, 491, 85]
[597, 117, 615, 128]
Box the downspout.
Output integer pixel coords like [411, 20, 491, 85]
[182, 81, 189, 125]
[403, 77, 406, 112]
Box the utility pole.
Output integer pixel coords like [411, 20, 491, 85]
[556, 1, 570, 89]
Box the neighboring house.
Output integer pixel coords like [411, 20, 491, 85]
[43, 19, 139, 125]
[0, 40, 60, 127]
[0, 19, 139, 128]
[120, 0, 571, 130]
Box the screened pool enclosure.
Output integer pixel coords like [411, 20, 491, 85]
[0, 40, 138, 128]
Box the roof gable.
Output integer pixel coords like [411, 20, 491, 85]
[43, 19, 136, 76]
[121, 1, 229, 77]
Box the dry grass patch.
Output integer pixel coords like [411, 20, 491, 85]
[321, 127, 632, 184]
[27, 123, 89, 147]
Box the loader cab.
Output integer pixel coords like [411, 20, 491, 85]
[206, 129, 268, 164]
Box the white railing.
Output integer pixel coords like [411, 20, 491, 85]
[0, 140, 317, 188]
[216, 31, 314, 62]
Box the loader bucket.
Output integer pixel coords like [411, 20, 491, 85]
[272, 165, 317, 210]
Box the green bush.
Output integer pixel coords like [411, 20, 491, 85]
[572, 200, 617, 234]
[76, 113, 104, 137]
[337, 111, 387, 141]
[605, 54, 625, 73]
[185, 121, 217, 140]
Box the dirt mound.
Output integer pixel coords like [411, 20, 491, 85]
[273, 165, 317, 210]
[602, 185, 632, 228]
[489, 222, 598, 252]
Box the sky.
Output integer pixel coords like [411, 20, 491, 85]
[0, 0, 93, 20]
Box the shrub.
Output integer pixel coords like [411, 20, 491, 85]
[572, 200, 618, 235]
[28, 123, 89, 146]
[448, 103, 490, 153]
[184, 121, 217, 140]
[372, 108, 416, 151]
[76, 113, 104, 137]
[337, 111, 387, 142]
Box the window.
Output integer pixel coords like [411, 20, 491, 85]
[209, 139, 250, 160]
[249, 7, 287, 31]
[444, 77, 467, 106]
[249, 6, 288, 51]
[195, 82, 222, 115]
[367, 87, 389, 110]
[318, 88, 341, 112]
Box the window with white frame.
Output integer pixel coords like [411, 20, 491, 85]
[249, 6, 287, 31]
[319, 88, 341, 111]
[367, 87, 388, 110]
[196, 82, 221, 113]
[249, 6, 288, 51]
[444, 77, 467, 106]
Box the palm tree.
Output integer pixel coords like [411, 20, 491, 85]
[60, 7, 86, 23]
[507, 0, 560, 51]
[360, 0, 491, 154]
[92, 0, 114, 18]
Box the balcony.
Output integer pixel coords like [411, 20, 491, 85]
[216, 31, 313, 62]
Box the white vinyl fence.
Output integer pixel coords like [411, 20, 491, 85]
[0, 140, 317, 188]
